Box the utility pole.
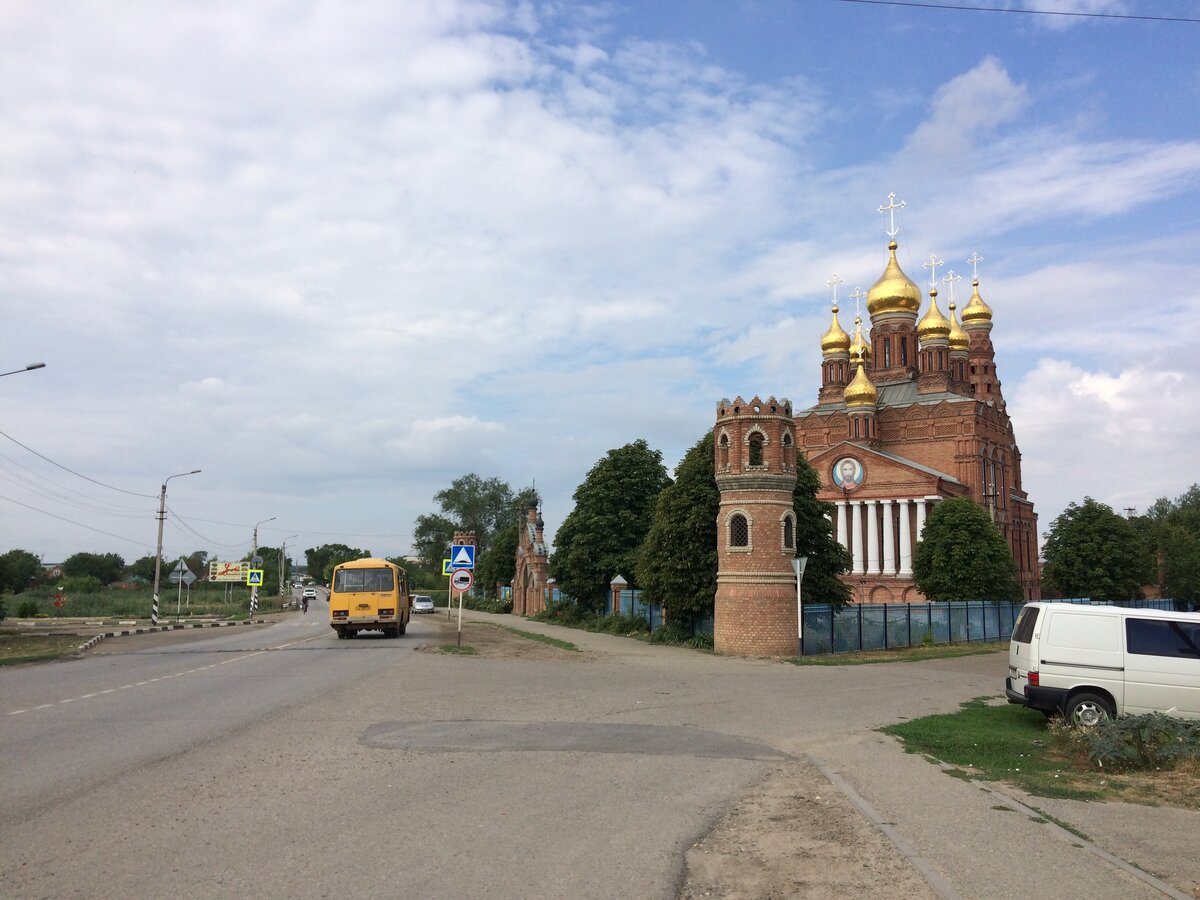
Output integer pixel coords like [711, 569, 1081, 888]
[251, 516, 275, 617]
[151, 469, 200, 626]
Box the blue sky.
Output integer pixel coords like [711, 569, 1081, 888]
[1, 0, 1198, 566]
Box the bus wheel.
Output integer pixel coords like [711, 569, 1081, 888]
[398, 621, 407, 635]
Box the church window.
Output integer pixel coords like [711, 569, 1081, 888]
[730, 514, 749, 547]
[987, 383, 992, 394]
[900, 337, 908, 365]
[971, 365, 976, 375]
[748, 432, 764, 466]
[937, 349, 945, 369]
[853, 418, 860, 437]
[883, 341, 891, 367]
[782, 515, 795, 550]
[718, 432, 730, 468]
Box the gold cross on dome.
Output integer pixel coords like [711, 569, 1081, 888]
[967, 252, 984, 281]
[826, 273, 843, 306]
[878, 192, 906, 238]
[942, 270, 961, 305]
[849, 286, 866, 318]
[923, 255, 944, 291]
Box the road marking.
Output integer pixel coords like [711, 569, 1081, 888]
[3, 632, 329, 717]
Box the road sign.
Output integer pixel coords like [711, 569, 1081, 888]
[246, 569, 264, 586]
[182, 571, 197, 586]
[450, 545, 475, 569]
[450, 569, 473, 593]
[208, 561, 250, 582]
[172, 560, 191, 575]
[442, 558, 452, 577]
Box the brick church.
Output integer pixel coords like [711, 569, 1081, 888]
[714, 197, 1040, 656]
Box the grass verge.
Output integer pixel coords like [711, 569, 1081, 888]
[0, 634, 86, 666]
[439, 644, 477, 655]
[788, 641, 1008, 666]
[492, 625, 579, 652]
[884, 697, 1200, 808]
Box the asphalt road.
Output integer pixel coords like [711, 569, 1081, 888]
[1, 607, 1195, 899]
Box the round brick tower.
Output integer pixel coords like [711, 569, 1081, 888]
[713, 395, 800, 656]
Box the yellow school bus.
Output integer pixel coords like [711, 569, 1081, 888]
[329, 557, 411, 639]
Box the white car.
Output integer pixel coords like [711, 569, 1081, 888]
[411, 594, 435, 614]
[302, 587, 317, 600]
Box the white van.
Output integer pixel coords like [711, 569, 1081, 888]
[1006, 602, 1200, 726]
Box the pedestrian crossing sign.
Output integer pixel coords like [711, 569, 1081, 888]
[442, 558, 452, 577]
[450, 545, 475, 569]
[246, 569, 264, 586]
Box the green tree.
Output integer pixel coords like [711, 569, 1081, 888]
[411, 513, 457, 580]
[551, 439, 670, 612]
[912, 497, 1020, 602]
[793, 455, 853, 607]
[636, 433, 719, 616]
[62, 551, 125, 585]
[0, 549, 42, 594]
[475, 519, 520, 599]
[305, 543, 371, 584]
[127, 555, 159, 582]
[1138, 484, 1200, 607]
[1042, 498, 1150, 601]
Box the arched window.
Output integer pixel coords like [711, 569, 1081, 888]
[900, 337, 908, 365]
[718, 432, 730, 468]
[782, 515, 795, 550]
[730, 514, 749, 547]
[748, 432, 764, 466]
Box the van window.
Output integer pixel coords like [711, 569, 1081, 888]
[1126, 618, 1200, 659]
[1011, 606, 1038, 644]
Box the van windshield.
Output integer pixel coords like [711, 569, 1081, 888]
[1011, 606, 1039, 644]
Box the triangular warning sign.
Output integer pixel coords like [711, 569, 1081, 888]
[452, 546, 474, 566]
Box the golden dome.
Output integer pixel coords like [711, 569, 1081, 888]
[844, 363, 878, 409]
[867, 240, 922, 318]
[820, 303, 851, 356]
[916, 289, 950, 342]
[948, 301, 969, 353]
[961, 278, 993, 328]
[848, 314, 871, 366]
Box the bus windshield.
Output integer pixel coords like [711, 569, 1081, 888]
[334, 567, 395, 593]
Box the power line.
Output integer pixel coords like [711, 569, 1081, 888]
[0, 493, 155, 550]
[836, 0, 1200, 23]
[0, 427, 157, 498]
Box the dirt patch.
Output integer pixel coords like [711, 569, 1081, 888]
[414, 617, 595, 662]
[680, 760, 936, 900]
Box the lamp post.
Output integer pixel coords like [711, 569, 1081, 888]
[151, 469, 201, 626]
[0, 362, 46, 378]
[279, 534, 298, 598]
[250, 516, 276, 617]
[792, 555, 808, 656]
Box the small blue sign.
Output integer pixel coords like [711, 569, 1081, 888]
[450, 545, 475, 569]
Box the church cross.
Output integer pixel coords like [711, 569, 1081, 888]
[878, 192, 906, 238]
[826, 273, 843, 306]
[849, 286, 866, 319]
[923, 255, 944, 291]
[967, 251, 984, 281]
[942, 270, 961, 305]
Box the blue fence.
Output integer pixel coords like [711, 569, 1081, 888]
[800, 597, 1178, 656]
[618, 589, 663, 630]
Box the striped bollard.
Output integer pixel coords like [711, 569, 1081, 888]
[151, 593, 160, 626]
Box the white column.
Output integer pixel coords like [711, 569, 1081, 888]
[898, 499, 913, 576]
[836, 500, 849, 550]
[916, 499, 928, 538]
[866, 501, 881, 575]
[851, 501, 864, 574]
[881, 499, 895, 575]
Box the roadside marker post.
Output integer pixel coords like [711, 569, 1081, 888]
[451, 568, 474, 646]
[442, 558, 453, 619]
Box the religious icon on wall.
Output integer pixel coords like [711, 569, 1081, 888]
[832, 456, 863, 491]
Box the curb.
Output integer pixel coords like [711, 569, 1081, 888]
[76, 619, 268, 653]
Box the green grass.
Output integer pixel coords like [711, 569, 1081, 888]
[788, 641, 1008, 666]
[439, 644, 477, 655]
[883, 697, 1102, 800]
[493, 624, 579, 652]
[0, 634, 86, 666]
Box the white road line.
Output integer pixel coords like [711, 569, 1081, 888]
[8, 709, 28, 715]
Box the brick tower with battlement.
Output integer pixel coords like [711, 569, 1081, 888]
[713, 395, 801, 656]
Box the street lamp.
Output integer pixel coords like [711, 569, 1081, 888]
[250, 516, 276, 616]
[792, 555, 808, 656]
[0, 362, 46, 378]
[152, 469, 202, 626]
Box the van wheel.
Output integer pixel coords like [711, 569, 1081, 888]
[1065, 693, 1113, 728]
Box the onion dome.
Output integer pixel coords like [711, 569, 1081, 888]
[916, 288, 951, 343]
[844, 363, 878, 409]
[948, 301, 969, 353]
[820, 303, 851, 356]
[961, 278, 994, 328]
[848, 315, 871, 366]
[867, 240, 922, 318]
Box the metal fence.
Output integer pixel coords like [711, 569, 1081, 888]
[800, 597, 1178, 656]
[617, 588, 663, 630]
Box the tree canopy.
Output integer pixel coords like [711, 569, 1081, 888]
[475, 519, 520, 599]
[1135, 483, 1200, 606]
[912, 497, 1020, 602]
[792, 454, 853, 607]
[551, 439, 670, 611]
[304, 543, 371, 584]
[1042, 498, 1150, 601]
[62, 551, 125, 585]
[0, 549, 42, 594]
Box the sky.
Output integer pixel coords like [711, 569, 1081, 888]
[1, 0, 1198, 568]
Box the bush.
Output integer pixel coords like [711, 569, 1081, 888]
[17, 599, 39, 618]
[1053, 713, 1200, 772]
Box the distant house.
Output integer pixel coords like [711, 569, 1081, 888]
[42, 563, 64, 580]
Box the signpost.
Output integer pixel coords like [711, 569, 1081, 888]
[451, 568, 474, 646]
[171, 559, 192, 621]
[442, 558, 453, 620]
